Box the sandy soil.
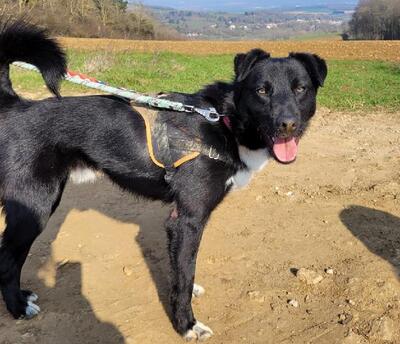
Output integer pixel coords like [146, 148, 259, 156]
[0, 108, 399, 344]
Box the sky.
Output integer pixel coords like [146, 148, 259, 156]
[130, 0, 358, 11]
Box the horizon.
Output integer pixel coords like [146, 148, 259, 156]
[129, 0, 358, 12]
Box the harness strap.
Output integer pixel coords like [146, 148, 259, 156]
[133, 104, 201, 173]
[139, 105, 165, 168]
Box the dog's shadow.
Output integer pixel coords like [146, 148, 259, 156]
[18, 178, 172, 343]
[340, 205, 400, 279]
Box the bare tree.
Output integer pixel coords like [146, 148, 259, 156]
[347, 0, 400, 40]
[0, 0, 180, 39]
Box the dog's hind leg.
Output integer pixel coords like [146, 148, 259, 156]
[0, 179, 66, 319]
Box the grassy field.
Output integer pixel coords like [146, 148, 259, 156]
[11, 49, 400, 112]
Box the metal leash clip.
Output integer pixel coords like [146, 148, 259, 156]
[183, 105, 221, 122]
[194, 107, 221, 122]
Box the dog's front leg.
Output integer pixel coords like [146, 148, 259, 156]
[166, 158, 230, 340]
[166, 209, 213, 341]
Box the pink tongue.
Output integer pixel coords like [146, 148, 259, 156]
[272, 138, 298, 163]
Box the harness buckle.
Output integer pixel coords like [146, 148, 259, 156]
[164, 166, 176, 184]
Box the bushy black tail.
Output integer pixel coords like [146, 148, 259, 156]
[0, 19, 66, 98]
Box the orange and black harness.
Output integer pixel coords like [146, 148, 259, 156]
[132, 104, 225, 182]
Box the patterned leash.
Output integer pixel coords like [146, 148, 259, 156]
[12, 61, 221, 123]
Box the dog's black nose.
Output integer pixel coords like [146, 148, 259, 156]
[278, 118, 297, 136]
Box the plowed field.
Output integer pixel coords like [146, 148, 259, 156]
[60, 37, 400, 61]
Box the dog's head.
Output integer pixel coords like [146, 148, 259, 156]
[230, 49, 327, 164]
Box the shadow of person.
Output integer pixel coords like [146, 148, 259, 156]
[1, 178, 174, 342]
[340, 205, 400, 278]
[0, 258, 125, 344]
[55, 178, 173, 317]
[40, 262, 126, 344]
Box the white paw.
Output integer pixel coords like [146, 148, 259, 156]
[25, 301, 40, 318]
[27, 293, 38, 303]
[184, 321, 213, 342]
[192, 284, 205, 298]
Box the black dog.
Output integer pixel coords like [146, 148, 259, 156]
[0, 20, 327, 341]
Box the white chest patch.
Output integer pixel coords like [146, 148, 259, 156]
[226, 146, 270, 190]
[238, 145, 270, 171]
[70, 167, 98, 184]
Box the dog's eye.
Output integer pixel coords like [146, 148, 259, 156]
[295, 86, 306, 94]
[257, 88, 267, 95]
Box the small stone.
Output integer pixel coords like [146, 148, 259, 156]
[325, 268, 334, 275]
[256, 195, 263, 201]
[247, 290, 265, 303]
[286, 191, 294, 197]
[247, 290, 260, 297]
[346, 299, 355, 306]
[338, 312, 353, 325]
[56, 259, 70, 269]
[347, 277, 360, 285]
[296, 268, 324, 285]
[123, 266, 133, 276]
[288, 299, 299, 308]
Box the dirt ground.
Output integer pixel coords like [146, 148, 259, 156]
[0, 107, 400, 344]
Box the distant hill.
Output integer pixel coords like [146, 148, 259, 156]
[140, 4, 353, 40]
[129, 0, 357, 12]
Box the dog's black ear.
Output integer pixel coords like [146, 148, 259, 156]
[234, 49, 270, 82]
[289, 53, 328, 88]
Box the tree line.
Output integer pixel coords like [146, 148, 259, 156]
[345, 0, 400, 40]
[0, 0, 181, 40]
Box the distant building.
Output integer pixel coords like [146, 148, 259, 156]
[186, 32, 202, 37]
[266, 23, 278, 29]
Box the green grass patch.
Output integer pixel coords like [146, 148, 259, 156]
[10, 50, 400, 112]
[320, 60, 400, 111]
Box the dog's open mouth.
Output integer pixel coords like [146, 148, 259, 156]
[271, 137, 299, 164]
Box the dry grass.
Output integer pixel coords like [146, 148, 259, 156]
[59, 37, 400, 61]
[83, 52, 116, 73]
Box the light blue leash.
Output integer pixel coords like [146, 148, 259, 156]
[13, 61, 222, 122]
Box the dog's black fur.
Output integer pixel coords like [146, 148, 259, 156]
[0, 20, 327, 339]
